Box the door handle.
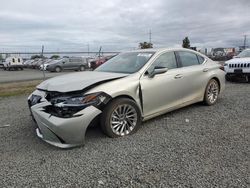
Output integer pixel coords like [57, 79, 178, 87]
[203, 68, 209, 72]
[174, 74, 183, 79]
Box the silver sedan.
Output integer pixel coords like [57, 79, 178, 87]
[28, 48, 225, 148]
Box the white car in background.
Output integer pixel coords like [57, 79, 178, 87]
[224, 49, 250, 82]
[3, 57, 24, 71]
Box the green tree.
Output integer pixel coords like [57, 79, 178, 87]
[182, 37, 190, 48]
[50, 55, 60, 59]
[31, 55, 43, 59]
[139, 42, 153, 49]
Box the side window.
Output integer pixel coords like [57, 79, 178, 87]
[12, 58, 15, 63]
[197, 55, 205, 64]
[178, 51, 199, 67]
[152, 52, 177, 69]
[18, 58, 20, 63]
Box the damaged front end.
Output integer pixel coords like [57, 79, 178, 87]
[28, 89, 111, 148]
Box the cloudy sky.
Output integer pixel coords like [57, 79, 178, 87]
[1, 0, 250, 52]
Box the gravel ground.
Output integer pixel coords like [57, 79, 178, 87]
[0, 82, 249, 187]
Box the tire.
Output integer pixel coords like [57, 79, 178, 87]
[79, 65, 85, 71]
[225, 74, 231, 82]
[245, 76, 250, 83]
[55, 66, 62, 72]
[100, 98, 142, 138]
[204, 79, 220, 106]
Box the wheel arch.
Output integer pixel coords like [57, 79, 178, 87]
[210, 77, 221, 93]
[106, 94, 143, 117]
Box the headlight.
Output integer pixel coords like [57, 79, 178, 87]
[52, 92, 108, 107]
[28, 94, 42, 107]
[45, 92, 110, 118]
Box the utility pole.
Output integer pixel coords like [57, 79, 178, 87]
[243, 35, 247, 49]
[41, 45, 45, 80]
[98, 46, 102, 59]
[149, 29, 152, 44]
[87, 43, 90, 55]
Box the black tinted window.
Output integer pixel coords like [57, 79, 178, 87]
[69, 58, 81, 62]
[96, 52, 154, 74]
[197, 55, 205, 64]
[153, 52, 177, 69]
[178, 51, 199, 67]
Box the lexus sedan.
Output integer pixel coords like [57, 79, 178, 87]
[28, 48, 225, 148]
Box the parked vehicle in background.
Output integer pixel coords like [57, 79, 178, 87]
[39, 59, 54, 71]
[90, 55, 116, 69]
[3, 57, 24, 70]
[24, 59, 35, 68]
[210, 48, 236, 61]
[46, 57, 88, 72]
[31, 59, 45, 69]
[28, 48, 225, 148]
[224, 49, 250, 82]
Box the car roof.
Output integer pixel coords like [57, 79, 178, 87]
[126, 48, 198, 53]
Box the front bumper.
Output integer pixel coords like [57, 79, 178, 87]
[29, 93, 102, 148]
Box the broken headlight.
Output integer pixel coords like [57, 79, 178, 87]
[45, 92, 110, 118]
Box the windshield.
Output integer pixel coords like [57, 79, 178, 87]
[95, 52, 154, 74]
[238, 50, 250, 58]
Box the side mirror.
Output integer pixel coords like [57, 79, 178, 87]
[147, 66, 168, 78]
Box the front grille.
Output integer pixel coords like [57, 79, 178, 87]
[229, 63, 250, 69]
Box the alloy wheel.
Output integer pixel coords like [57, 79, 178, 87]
[207, 80, 219, 104]
[110, 104, 138, 136]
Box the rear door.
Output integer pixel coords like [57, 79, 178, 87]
[175, 51, 208, 102]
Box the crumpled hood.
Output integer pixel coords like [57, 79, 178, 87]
[37, 71, 128, 92]
[225, 57, 250, 64]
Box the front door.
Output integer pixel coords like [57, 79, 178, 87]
[140, 51, 185, 117]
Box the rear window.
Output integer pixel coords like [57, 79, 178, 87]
[197, 55, 205, 64]
[178, 51, 200, 67]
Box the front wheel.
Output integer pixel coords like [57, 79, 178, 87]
[204, 79, 219, 105]
[101, 98, 142, 138]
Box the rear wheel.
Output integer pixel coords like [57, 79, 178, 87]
[101, 98, 142, 138]
[204, 79, 219, 105]
[55, 66, 62, 72]
[79, 65, 85, 71]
